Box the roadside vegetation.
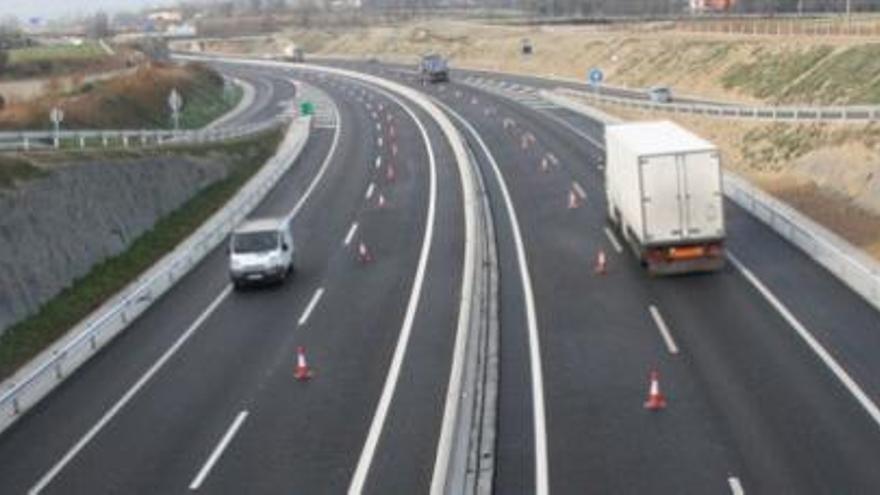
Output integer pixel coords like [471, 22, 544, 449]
[0, 129, 283, 380]
[0, 155, 46, 189]
[7, 41, 107, 65]
[0, 62, 241, 131]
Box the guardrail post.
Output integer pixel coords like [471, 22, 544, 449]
[122, 135, 129, 148]
[23, 137, 29, 151]
[102, 134, 108, 148]
[12, 396, 20, 415]
[140, 131, 147, 146]
[54, 358, 63, 380]
[79, 135, 86, 149]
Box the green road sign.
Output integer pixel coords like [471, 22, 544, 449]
[300, 101, 315, 116]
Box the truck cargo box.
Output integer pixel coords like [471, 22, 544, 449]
[605, 121, 725, 274]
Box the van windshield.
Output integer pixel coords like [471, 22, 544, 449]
[233, 231, 279, 254]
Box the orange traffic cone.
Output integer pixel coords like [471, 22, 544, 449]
[357, 241, 373, 264]
[386, 164, 396, 183]
[294, 346, 313, 381]
[594, 249, 607, 275]
[644, 370, 667, 411]
[567, 190, 581, 209]
[377, 193, 387, 209]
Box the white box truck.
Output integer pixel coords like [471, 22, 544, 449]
[605, 121, 725, 275]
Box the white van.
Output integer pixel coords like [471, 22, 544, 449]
[228, 217, 294, 289]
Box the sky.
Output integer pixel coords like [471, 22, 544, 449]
[0, 0, 177, 21]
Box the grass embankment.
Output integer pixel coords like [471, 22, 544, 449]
[259, 21, 880, 105]
[1, 41, 121, 81]
[0, 129, 283, 380]
[0, 62, 242, 130]
[8, 42, 108, 65]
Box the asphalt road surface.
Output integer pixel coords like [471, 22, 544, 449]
[2, 56, 880, 495]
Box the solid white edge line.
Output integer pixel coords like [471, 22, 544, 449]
[29, 286, 233, 495]
[284, 90, 342, 223]
[188, 410, 249, 491]
[31, 77, 343, 494]
[347, 82, 439, 495]
[297, 288, 325, 327]
[727, 252, 880, 429]
[603, 227, 623, 254]
[648, 305, 680, 355]
[343, 222, 359, 246]
[365, 183, 375, 200]
[728, 476, 745, 495]
[440, 103, 549, 495]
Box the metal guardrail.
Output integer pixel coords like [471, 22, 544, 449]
[723, 172, 880, 313]
[545, 90, 880, 314]
[0, 115, 311, 434]
[0, 116, 289, 152]
[556, 87, 880, 123]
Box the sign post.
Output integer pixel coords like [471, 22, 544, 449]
[50, 107, 64, 148]
[168, 88, 183, 132]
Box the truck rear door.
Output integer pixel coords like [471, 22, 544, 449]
[640, 155, 683, 244]
[681, 151, 724, 239]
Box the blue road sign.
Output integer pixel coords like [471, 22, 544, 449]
[588, 68, 604, 86]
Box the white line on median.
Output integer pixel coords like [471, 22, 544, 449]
[343, 222, 359, 246]
[188, 411, 249, 491]
[728, 476, 745, 495]
[375, 122, 381, 132]
[648, 305, 679, 355]
[572, 181, 587, 199]
[30, 286, 233, 495]
[374, 156, 382, 169]
[365, 182, 375, 200]
[377, 136, 383, 147]
[298, 288, 325, 327]
[440, 104, 550, 495]
[728, 252, 880, 429]
[603, 227, 623, 253]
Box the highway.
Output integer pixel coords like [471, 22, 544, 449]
[0, 63, 470, 493]
[322, 59, 880, 493]
[1, 54, 880, 495]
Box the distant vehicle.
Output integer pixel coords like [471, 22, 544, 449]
[605, 121, 725, 275]
[283, 45, 305, 63]
[419, 53, 449, 83]
[648, 86, 672, 103]
[229, 217, 294, 288]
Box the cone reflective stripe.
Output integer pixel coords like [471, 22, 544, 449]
[357, 241, 373, 263]
[386, 164, 396, 182]
[377, 193, 387, 208]
[644, 370, 666, 410]
[541, 157, 549, 172]
[294, 346, 313, 381]
[567, 190, 580, 209]
[594, 249, 607, 275]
